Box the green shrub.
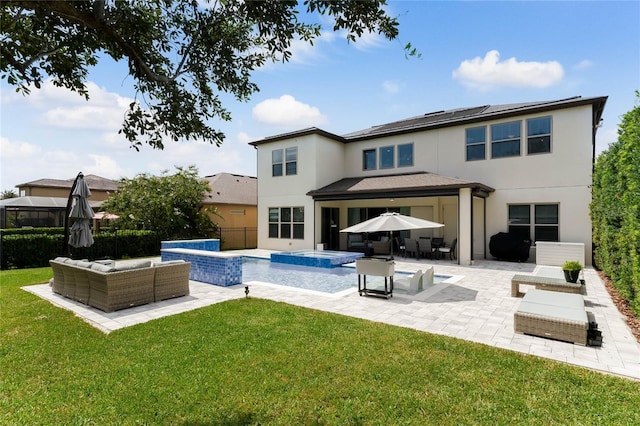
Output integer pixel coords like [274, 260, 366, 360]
[0, 227, 65, 236]
[562, 260, 583, 271]
[0, 230, 159, 269]
[591, 91, 640, 315]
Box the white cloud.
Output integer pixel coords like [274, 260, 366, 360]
[349, 30, 387, 51]
[3, 79, 132, 131]
[252, 95, 327, 128]
[0, 143, 84, 190]
[452, 50, 564, 91]
[42, 105, 126, 130]
[84, 154, 129, 181]
[0, 137, 41, 158]
[383, 80, 400, 94]
[574, 59, 593, 70]
[40, 82, 131, 130]
[595, 126, 618, 155]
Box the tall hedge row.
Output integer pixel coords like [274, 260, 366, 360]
[0, 230, 159, 270]
[591, 93, 640, 315]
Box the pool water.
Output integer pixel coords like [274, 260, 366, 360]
[242, 257, 448, 294]
[271, 249, 364, 268]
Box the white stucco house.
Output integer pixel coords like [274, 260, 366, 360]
[249, 96, 607, 266]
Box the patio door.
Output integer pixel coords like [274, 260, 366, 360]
[321, 208, 340, 250]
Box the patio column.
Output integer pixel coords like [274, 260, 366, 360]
[459, 188, 472, 265]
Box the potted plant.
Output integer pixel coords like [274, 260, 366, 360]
[562, 260, 583, 283]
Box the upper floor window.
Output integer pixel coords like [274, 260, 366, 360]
[272, 149, 283, 176]
[363, 149, 376, 170]
[466, 126, 486, 161]
[379, 146, 394, 169]
[397, 143, 414, 167]
[527, 116, 552, 154]
[285, 147, 297, 175]
[491, 121, 521, 158]
[272, 147, 297, 176]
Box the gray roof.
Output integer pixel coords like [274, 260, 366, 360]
[342, 96, 607, 141]
[249, 96, 607, 145]
[249, 127, 345, 146]
[306, 172, 494, 201]
[202, 173, 257, 205]
[0, 196, 102, 209]
[16, 174, 119, 192]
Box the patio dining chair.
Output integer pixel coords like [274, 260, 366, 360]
[438, 238, 457, 260]
[417, 237, 434, 259]
[431, 237, 444, 259]
[404, 239, 418, 259]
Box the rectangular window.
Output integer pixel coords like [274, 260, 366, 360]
[292, 207, 305, 239]
[379, 146, 394, 169]
[534, 204, 559, 241]
[508, 204, 559, 243]
[272, 149, 283, 177]
[268, 207, 279, 238]
[285, 147, 297, 175]
[397, 143, 414, 167]
[491, 121, 521, 158]
[268, 207, 304, 239]
[527, 116, 551, 154]
[508, 204, 531, 241]
[466, 126, 486, 161]
[363, 149, 376, 170]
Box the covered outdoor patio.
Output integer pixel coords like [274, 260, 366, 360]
[307, 172, 495, 266]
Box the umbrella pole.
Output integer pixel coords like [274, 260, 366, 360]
[63, 172, 82, 257]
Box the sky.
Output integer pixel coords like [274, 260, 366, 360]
[1, 1, 639, 193]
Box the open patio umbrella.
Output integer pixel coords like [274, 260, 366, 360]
[93, 212, 119, 220]
[68, 173, 95, 249]
[340, 212, 444, 256]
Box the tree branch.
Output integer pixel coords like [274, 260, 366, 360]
[45, 1, 174, 83]
[93, 0, 105, 21]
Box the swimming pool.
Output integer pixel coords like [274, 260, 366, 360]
[242, 257, 449, 294]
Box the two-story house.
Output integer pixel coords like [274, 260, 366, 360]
[249, 96, 607, 266]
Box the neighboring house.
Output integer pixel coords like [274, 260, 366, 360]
[17, 174, 119, 201]
[249, 96, 607, 266]
[1, 175, 119, 228]
[202, 173, 257, 249]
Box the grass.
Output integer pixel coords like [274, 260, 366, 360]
[2, 267, 639, 425]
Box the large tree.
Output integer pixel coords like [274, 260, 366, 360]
[1, 0, 403, 150]
[100, 165, 217, 241]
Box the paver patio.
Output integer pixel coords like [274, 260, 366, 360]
[24, 249, 640, 381]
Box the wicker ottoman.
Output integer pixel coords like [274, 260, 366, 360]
[514, 289, 588, 345]
[511, 274, 583, 297]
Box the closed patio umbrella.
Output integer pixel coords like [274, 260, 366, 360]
[340, 212, 444, 256]
[68, 173, 95, 249]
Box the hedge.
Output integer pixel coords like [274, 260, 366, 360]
[591, 92, 640, 315]
[0, 230, 159, 270]
[0, 227, 65, 236]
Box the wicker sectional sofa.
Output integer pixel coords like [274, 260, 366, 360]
[49, 258, 191, 312]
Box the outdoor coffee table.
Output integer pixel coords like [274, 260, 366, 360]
[514, 289, 589, 345]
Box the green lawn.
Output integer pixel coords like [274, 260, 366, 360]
[2, 267, 639, 425]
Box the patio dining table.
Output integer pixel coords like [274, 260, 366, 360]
[431, 238, 444, 259]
